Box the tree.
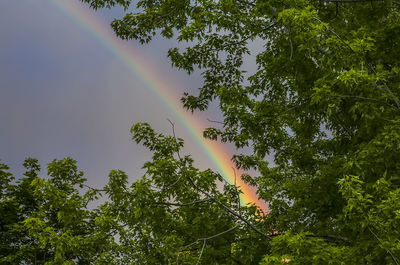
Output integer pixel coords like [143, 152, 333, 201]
[0, 132, 269, 264]
[0, 158, 116, 264]
[2, 0, 400, 263]
[79, 0, 400, 263]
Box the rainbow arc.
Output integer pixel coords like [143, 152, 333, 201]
[47, 0, 267, 210]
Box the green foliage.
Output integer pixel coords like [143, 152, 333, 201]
[260, 233, 355, 264]
[81, 0, 399, 262]
[3, 0, 400, 263]
[86, 0, 399, 262]
[0, 127, 269, 264]
[101, 123, 269, 264]
[0, 158, 116, 264]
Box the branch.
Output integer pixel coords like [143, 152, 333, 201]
[177, 224, 239, 265]
[305, 234, 349, 243]
[232, 167, 242, 216]
[368, 226, 399, 265]
[195, 239, 207, 265]
[150, 174, 184, 192]
[167, 118, 271, 241]
[321, 0, 384, 2]
[312, 17, 400, 110]
[154, 198, 213, 207]
[146, 119, 185, 192]
[83, 184, 106, 192]
[267, 232, 349, 242]
[327, 94, 399, 111]
[187, 175, 272, 240]
[178, 224, 239, 251]
[217, 167, 242, 215]
[311, 17, 355, 52]
[207, 118, 224, 125]
[167, 118, 182, 161]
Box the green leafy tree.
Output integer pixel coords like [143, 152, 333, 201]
[2, 0, 400, 263]
[99, 122, 270, 264]
[0, 132, 270, 264]
[0, 158, 117, 264]
[78, 0, 400, 263]
[1, 159, 43, 264]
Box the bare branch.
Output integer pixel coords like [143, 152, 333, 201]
[167, 118, 182, 161]
[207, 118, 224, 125]
[83, 184, 106, 192]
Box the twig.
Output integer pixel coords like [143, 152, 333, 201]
[305, 234, 349, 242]
[232, 167, 242, 216]
[155, 198, 213, 207]
[311, 17, 355, 52]
[195, 239, 207, 265]
[312, 17, 400, 109]
[368, 226, 399, 265]
[83, 184, 106, 192]
[148, 118, 185, 192]
[167, 118, 182, 161]
[177, 224, 239, 264]
[327, 94, 399, 111]
[179, 224, 240, 252]
[167, 118, 271, 241]
[207, 118, 224, 125]
[268, 232, 349, 242]
[149, 174, 184, 191]
[321, 0, 383, 2]
[187, 175, 272, 240]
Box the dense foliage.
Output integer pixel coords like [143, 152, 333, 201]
[2, 0, 400, 263]
[0, 130, 268, 264]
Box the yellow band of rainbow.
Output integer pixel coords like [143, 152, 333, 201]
[47, 0, 267, 211]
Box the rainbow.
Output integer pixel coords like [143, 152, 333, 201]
[47, 0, 266, 210]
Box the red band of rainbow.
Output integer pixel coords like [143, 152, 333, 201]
[47, 0, 267, 211]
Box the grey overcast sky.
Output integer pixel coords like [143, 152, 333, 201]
[0, 0, 237, 188]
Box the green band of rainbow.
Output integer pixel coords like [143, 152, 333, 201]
[47, 0, 266, 210]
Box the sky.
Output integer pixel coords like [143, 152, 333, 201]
[0, 0, 241, 191]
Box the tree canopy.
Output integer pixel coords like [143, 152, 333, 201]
[1, 0, 400, 263]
